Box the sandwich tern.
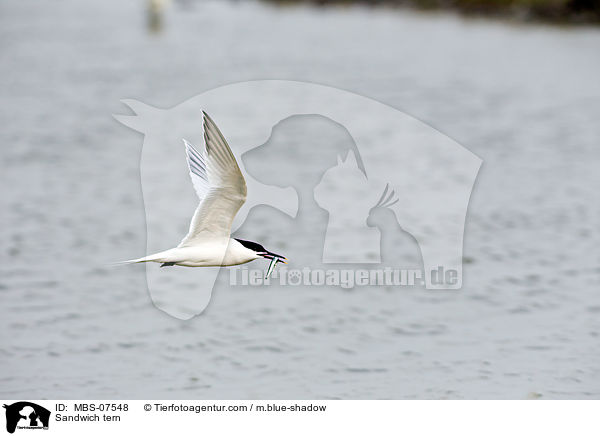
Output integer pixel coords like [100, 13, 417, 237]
[122, 112, 287, 279]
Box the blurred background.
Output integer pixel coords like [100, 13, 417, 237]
[1, 0, 599, 399]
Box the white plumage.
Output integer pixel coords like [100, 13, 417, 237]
[122, 112, 286, 275]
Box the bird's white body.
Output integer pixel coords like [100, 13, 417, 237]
[122, 111, 286, 274]
[127, 238, 259, 267]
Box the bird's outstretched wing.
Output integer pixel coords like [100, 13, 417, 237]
[178, 112, 247, 246]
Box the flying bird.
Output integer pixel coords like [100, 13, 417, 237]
[121, 112, 286, 278]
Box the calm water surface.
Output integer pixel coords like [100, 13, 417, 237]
[1, 0, 599, 398]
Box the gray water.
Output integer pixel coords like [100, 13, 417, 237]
[1, 0, 599, 399]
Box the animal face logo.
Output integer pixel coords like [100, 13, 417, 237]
[115, 80, 481, 319]
[3, 402, 50, 434]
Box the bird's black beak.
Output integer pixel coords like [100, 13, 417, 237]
[260, 251, 287, 264]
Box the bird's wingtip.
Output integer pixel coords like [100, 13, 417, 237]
[202, 111, 215, 125]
